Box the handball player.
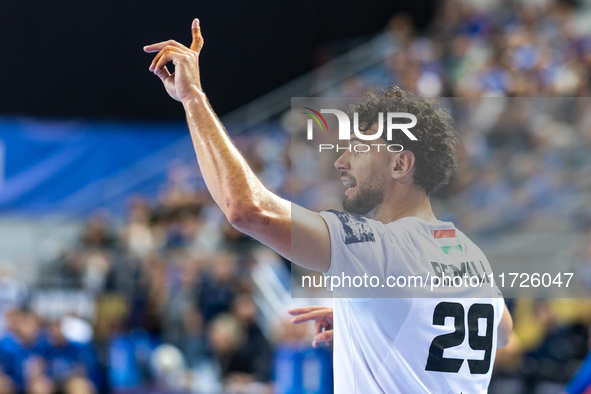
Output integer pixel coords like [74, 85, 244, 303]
[144, 19, 513, 393]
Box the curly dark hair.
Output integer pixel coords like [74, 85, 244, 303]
[347, 86, 459, 195]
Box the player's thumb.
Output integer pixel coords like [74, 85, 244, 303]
[190, 18, 204, 52]
[313, 330, 333, 347]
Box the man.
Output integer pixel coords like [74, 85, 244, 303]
[0, 309, 52, 394]
[144, 19, 512, 393]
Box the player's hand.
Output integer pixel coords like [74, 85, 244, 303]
[289, 306, 333, 347]
[143, 18, 204, 102]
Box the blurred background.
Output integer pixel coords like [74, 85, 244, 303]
[3, 0, 591, 393]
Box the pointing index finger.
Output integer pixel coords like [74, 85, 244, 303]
[143, 40, 186, 53]
[290, 310, 332, 324]
[288, 306, 327, 316]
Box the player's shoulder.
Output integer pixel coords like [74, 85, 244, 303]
[320, 209, 377, 245]
[319, 209, 415, 246]
[385, 215, 453, 240]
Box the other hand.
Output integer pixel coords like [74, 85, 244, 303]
[289, 306, 334, 347]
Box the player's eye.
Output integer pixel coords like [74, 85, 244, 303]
[353, 146, 366, 155]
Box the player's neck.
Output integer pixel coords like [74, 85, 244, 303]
[370, 184, 438, 224]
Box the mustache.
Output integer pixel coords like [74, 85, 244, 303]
[341, 172, 357, 183]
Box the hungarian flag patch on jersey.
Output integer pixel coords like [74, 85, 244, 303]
[434, 229, 463, 254]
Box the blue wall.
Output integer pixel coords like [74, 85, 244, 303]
[0, 117, 193, 215]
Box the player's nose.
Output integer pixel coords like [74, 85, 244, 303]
[334, 152, 350, 172]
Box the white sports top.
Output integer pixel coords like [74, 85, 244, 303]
[319, 210, 505, 394]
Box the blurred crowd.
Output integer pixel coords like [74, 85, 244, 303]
[326, 0, 591, 98]
[4, 0, 591, 393]
[0, 123, 309, 393]
[0, 159, 319, 393]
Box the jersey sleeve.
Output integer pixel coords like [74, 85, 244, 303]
[318, 210, 392, 280]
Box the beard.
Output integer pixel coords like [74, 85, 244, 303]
[342, 172, 386, 216]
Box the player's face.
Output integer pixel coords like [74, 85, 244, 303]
[334, 133, 390, 216]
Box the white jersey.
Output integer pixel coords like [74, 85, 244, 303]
[318, 210, 505, 394]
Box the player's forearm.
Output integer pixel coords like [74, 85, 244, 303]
[181, 92, 269, 223]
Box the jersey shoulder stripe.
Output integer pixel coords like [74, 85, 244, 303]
[326, 209, 375, 245]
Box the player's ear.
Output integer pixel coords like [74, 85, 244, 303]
[390, 150, 415, 181]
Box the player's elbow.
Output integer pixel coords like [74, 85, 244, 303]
[225, 200, 268, 231]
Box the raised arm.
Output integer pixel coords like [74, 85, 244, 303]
[144, 19, 330, 272]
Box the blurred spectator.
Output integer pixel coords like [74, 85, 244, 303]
[198, 252, 240, 323]
[208, 312, 271, 391]
[230, 293, 273, 383]
[521, 301, 588, 392]
[0, 261, 28, 338]
[45, 319, 100, 392]
[0, 309, 50, 393]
